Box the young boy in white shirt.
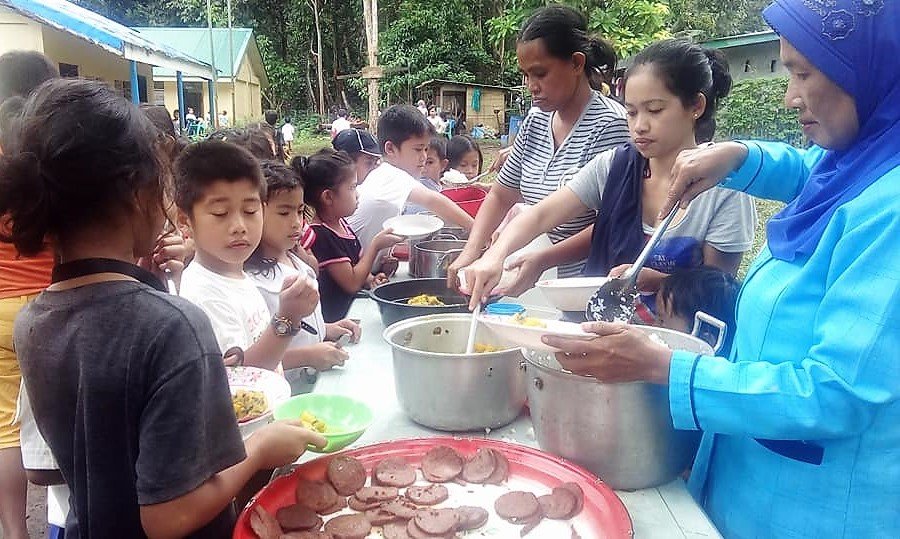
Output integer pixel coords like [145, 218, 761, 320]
[175, 140, 319, 370]
[346, 105, 474, 265]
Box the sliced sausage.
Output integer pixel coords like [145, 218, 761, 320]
[495, 491, 540, 522]
[421, 446, 464, 483]
[414, 508, 459, 536]
[406, 518, 452, 539]
[279, 531, 332, 539]
[461, 448, 496, 484]
[327, 456, 367, 496]
[519, 504, 545, 537]
[320, 496, 347, 516]
[250, 505, 283, 539]
[347, 495, 381, 512]
[455, 506, 489, 530]
[373, 457, 417, 488]
[322, 514, 371, 539]
[485, 449, 510, 485]
[559, 482, 585, 518]
[382, 498, 421, 520]
[538, 487, 577, 520]
[295, 480, 340, 514]
[354, 485, 399, 503]
[276, 504, 322, 531]
[365, 507, 401, 526]
[382, 520, 412, 539]
[404, 484, 448, 506]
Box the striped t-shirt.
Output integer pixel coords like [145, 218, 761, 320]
[498, 92, 629, 277]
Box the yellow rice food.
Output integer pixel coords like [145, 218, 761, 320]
[232, 389, 268, 423]
[299, 410, 329, 433]
[512, 312, 547, 328]
[408, 294, 445, 306]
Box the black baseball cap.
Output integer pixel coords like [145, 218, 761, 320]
[333, 128, 381, 157]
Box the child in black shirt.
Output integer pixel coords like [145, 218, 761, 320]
[1, 79, 325, 538]
[295, 149, 402, 321]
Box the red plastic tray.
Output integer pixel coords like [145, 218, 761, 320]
[234, 437, 632, 538]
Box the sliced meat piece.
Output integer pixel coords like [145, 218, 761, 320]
[373, 457, 417, 488]
[455, 506, 489, 530]
[323, 514, 372, 539]
[365, 507, 401, 526]
[414, 508, 459, 536]
[485, 449, 510, 485]
[354, 485, 399, 503]
[295, 480, 340, 514]
[495, 491, 540, 522]
[461, 448, 496, 484]
[382, 520, 412, 539]
[320, 496, 347, 516]
[407, 517, 454, 539]
[519, 505, 545, 538]
[276, 504, 322, 531]
[279, 532, 332, 539]
[250, 505, 284, 539]
[404, 484, 448, 506]
[347, 495, 381, 512]
[382, 498, 420, 520]
[327, 456, 367, 496]
[538, 487, 577, 520]
[559, 482, 585, 518]
[420, 446, 464, 483]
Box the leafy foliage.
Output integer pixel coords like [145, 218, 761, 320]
[717, 77, 804, 147]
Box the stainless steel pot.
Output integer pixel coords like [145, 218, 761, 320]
[410, 239, 476, 278]
[384, 314, 527, 431]
[523, 314, 724, 490]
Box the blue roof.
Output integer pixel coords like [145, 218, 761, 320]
[0, 0, 211, 76]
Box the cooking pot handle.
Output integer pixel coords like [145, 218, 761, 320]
[433, 233, 460, 240]
[437, 249, 464, 266]
[691, 311, 727, 354]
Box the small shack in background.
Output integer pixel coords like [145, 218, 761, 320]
[416, 79, 515, 134]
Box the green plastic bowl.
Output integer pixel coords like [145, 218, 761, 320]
[273, 394, 374, 453]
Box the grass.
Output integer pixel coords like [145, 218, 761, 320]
[286, 134, 777, 279]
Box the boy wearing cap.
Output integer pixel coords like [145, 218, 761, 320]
[333, 128, 381, 185]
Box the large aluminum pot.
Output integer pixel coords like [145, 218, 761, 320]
[523, 317, 723, 490]
[384, 314, 527, 431]
[410, 239, 481, 279]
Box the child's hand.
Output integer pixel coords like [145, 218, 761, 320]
[379, 256, 400, 278]
[326, 319, 361, 344]
[246, 421, 327, 469]
[306, 342, 349, 371]
[372, 228, 404, 251]
[278, 273, 320, 322]
[371, 273, 389, 287]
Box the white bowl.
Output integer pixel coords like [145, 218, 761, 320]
[478, 314, 596, 352]
[227, 366, 291, 440]
[383, 214, 444, 240]
[535, 276, 609, 312]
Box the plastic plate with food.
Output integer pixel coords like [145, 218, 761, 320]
[383, 215, 444, 240]
[274, 393, 374, 453]
[535, 276, 610, 312]
[478, 313, 597, 352]
[227, 366, 292, 440]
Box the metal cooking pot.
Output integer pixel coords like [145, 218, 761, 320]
[410, 240, 482, 279]
[383, 314, 526, 431]
[369, 278, 471, 327]
[523, 313, 725, 490]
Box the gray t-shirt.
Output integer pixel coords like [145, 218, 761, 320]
[567, 148, 757, 272]
[14, 281, 245, 538]
[498, 92, 629, 277]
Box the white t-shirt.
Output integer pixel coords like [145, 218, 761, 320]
[249, 253, 326, 348]
[347, 162, 419, 251]
[180, 261, 270, 355]
[331, 117, 351, 137]
[282, 123, 295, 142]
[428, 116, 445, 133]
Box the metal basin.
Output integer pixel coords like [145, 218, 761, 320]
[369, 278, 471, 327]
[384, 314, 526, 431]
[523, 326, 712, 490]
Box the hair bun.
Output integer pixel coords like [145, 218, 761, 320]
[0, 151, 51, 255]
[587, 37, 617, 79]
[290, 155, 309, 174]
[703, 48, 733, 102]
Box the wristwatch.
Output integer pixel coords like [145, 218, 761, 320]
[271, 315, 299, 337]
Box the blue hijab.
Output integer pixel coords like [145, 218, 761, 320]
[763, 0, 900, 261]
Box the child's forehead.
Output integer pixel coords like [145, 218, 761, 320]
[197, 178, 263, 202]
[400, 134, 431, 148]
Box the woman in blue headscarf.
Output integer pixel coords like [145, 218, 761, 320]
[543, 1, 900, 537]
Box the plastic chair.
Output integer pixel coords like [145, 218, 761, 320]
[444, 118, 456, 139]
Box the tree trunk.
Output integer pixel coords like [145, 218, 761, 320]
[362, 0, 380, 131]
[331, 0, 345, 108]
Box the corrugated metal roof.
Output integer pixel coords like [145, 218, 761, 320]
[701, 31, 779, 50]
[0, 0, 211, 76]
[132, 27, 254, 80]
[416, 79, 516, 91]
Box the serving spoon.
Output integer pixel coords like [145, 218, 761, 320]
[585, 202, 680, 323]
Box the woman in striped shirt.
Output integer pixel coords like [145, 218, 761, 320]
[448, 5, 629, 291]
